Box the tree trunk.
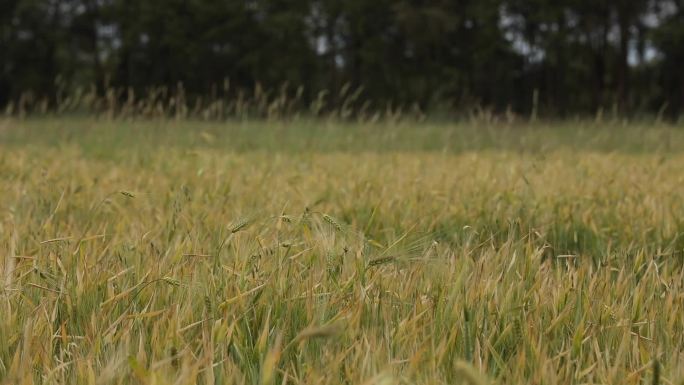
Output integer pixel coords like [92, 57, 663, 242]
[616, 12, 630, 114]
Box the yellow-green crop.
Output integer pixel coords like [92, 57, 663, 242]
[1, 117, 683, 384]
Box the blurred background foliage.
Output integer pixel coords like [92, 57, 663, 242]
[1, 0, 684, 119]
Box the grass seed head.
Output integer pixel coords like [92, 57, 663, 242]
[322, 213, 343, 232]
[161, 277, 181, 287]
[230, 219, 250, 233]
[368, 256, 395, 267]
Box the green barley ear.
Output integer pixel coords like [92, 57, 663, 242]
[513, 318, 523, 344]
[367, 256, 395, 267]
[322, 214, 343, 232]
[327, 253, 343, 282]
[161, 277, 181, 287]
[204, 295, 213, 314]
[652, 359, 660, 385]
[229, 219, 249, 233]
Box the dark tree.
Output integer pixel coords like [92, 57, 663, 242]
[0, 0, 682, 118]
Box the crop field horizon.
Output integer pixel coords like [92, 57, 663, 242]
[1, 117, 684, 384]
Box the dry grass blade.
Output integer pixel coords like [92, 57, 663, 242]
[293, 323, 342, 342]
[454, 361, 490, 385]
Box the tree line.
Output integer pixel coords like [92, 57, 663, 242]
[1, 0, 683, 118]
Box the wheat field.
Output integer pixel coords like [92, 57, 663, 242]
[1, 118, 684, 384]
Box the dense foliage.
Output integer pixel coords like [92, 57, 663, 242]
[1, 0, 684, 117]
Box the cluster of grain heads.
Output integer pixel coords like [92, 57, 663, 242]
[3, 81, 428, 123]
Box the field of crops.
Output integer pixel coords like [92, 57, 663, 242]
[1, 118, 684, 384]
